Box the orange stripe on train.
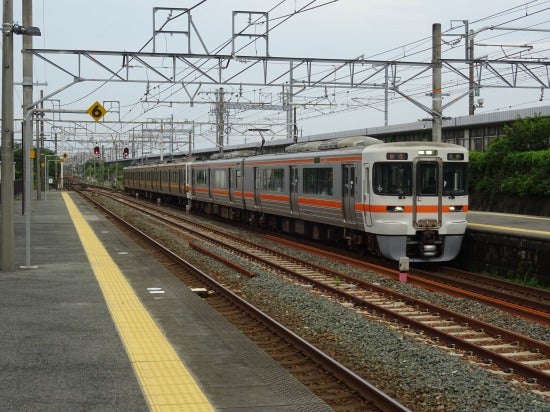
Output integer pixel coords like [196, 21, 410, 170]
[356, 204, 468, 213]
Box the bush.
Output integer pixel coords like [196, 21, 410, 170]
[469, 147, 550, 198]
[469, 116, 550, 200]
[503, 115, 550, 151]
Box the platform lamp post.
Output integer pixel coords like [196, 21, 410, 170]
[1, 0, 41, 271]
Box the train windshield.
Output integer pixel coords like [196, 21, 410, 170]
[417, 162, 468, 196]
[374, 161, 467, 196]
[373, 162, 412, 196]
[416, 162, 438, 195]
[443, 162, 468, 196]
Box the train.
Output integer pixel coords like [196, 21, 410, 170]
[123, 136, 469, 262]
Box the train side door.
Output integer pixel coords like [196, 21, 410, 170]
[207, 168, 212, 199]
[289, 165, 299, 214]
[342, 164, 356, 224]
[185, 164, 191, 196]
[228, 167, 234, 203]
[254, 167, 261, 207]
[363, 164, 372, 227]
[236, 165, 244, 206]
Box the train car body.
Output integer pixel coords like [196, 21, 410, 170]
[123, 138, 468, 262]
[190, 156, 246, 218]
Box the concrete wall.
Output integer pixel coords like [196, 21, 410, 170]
[453, 230, 550, 287]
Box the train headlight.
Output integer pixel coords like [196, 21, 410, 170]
[387, 206, 404, 213]
[448, 206, 463, 212]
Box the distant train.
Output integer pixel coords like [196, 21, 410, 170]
[123, 136, 469, 262]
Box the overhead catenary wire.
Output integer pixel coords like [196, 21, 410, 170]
[30, 1, 550, 151]
[112, 1, 550, 140]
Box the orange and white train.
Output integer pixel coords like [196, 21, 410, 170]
[123, 136, 468, 262]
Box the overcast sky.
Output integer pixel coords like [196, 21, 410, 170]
[6, 0, 550, 154]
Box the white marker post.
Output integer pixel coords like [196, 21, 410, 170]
[399, 257, 409, 283]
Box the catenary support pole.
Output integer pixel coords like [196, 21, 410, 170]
[432, 23, 442, 143]
[1, 0, 15, 271]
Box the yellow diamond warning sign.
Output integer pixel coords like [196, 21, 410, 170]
[87, 101, 107, 122]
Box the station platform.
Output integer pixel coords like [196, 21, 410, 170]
[467, 210, 550, 240]
[0, 191, 331, 411]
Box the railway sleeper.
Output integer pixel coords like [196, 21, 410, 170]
[481, 344, 523, 351]
[433, 325, 470, 332]
[524, 359, 550, 366]
[407, 315, 441, 321]
[498, 351, 545, 358]
[464, 337, 502, 344]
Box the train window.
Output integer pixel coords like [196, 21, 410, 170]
[262, 168, 284, 192]
[303, 167, 333, 196]
[194, 169, 207, 186]
[417, 162, 438, 196]
[443, 163, 468, 196]
[373, 163, 412, 196]
[213, 169, 227, 189]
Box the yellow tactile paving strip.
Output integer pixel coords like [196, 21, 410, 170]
[62, 193, 214, 412]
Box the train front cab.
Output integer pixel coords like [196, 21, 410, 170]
[362, 142, 468, 262]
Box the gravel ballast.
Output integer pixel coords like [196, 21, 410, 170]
[105, 198, 550, 411]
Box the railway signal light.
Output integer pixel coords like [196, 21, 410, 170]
[93, 146, 100, 157]
[123, 147, 129, 158]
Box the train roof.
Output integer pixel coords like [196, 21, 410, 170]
[123, 140, 468, 171]
[376, 141, 467, 149]
[285, 135, 382, 152]
[367, 141, 469, 154]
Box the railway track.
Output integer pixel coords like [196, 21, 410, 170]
[263, 235, 550, 325]
[86, 189, 550, 393]
[79, 189, 408, 411]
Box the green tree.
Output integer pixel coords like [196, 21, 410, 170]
[503, 115, 550, 151]
[469, 116, 550, 201]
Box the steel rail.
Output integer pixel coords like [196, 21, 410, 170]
[265, 235, 550, 325]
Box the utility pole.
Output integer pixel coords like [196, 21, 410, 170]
[39, 90, 45, 196]
[216, 88, 225, 152]
[35, 115, 40, 200]
[468, 29, 475, 115]
[159, 119, 164, 162]
[432, 23, 442, 143]
[1, 0, 15, 271]
[23, 0, 34, 203]
[287, 62, 295, 141]
[170, 114, 174, 161]
[384, 64, 389, 126]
